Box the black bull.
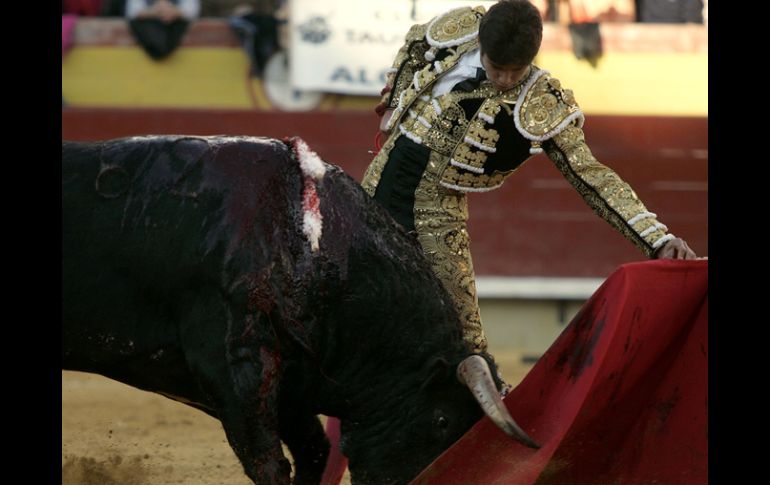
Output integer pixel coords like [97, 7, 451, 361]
[62, 136, 536, 485]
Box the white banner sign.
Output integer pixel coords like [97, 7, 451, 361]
[289, 0, 495, 95]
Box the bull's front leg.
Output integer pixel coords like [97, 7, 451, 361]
[180, 289, 291, 484]
[222, 343, 291, 484]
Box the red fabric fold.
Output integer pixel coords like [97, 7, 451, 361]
[412, 259, 708, 484]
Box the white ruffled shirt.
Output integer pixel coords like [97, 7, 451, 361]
[431, 48, 485, 98]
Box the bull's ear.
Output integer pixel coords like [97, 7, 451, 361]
[420, 357, 451, 390]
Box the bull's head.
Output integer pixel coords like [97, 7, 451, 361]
[342, 355, 538, 484]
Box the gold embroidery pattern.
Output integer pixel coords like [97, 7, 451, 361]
[374, 40, 533, 195]
[432, 92, 513, 190]
[397, 88, 516, 191]
[424, 129, 461, 156]
[397, 88, 479, 157]
[546, 125, 668, 257]
[441, 166, 507, 190]
[478, 98, 502, 121]
[465, 119, 500, 149]
[389, 39, 482, 130]
[423, 100, 467, 155]
[361, 129, 400, 197]
[562, 89, 576, 106]
[410, 87, 512, 174]
[452, 143, 487, 169]
[428, 7, 483, 45]
[519, 72, 582, 138]
[413, 150, 488, 353]
[389, 58, 444, 128]
[386, 24, 429, 109]
[548, 78, 561, 90]
[401, 115, 430, 141]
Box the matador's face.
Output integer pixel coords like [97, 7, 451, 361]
[481, 53, 531, 91]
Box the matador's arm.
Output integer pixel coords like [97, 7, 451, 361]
[543, 123, 674, 258]
[375, 23, 430, 115]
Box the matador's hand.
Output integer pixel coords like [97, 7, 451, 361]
[654, 237, 697, 260]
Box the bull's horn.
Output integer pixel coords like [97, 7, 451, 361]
[457, 355, 540, 449]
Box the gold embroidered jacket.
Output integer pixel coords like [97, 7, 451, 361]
[363, 6, 673, 257]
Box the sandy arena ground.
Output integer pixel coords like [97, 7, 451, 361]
[62, 351, 532, 485]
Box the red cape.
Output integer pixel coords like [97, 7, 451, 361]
[412, 260, 708, 484]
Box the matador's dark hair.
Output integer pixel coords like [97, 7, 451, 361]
[479, 0, 543, 66]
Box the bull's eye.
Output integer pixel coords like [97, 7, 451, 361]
[436, 416, 449, 429]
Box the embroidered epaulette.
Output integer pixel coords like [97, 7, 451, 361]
[514, 70, 585, 154]
[423, 6, 486, 61]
